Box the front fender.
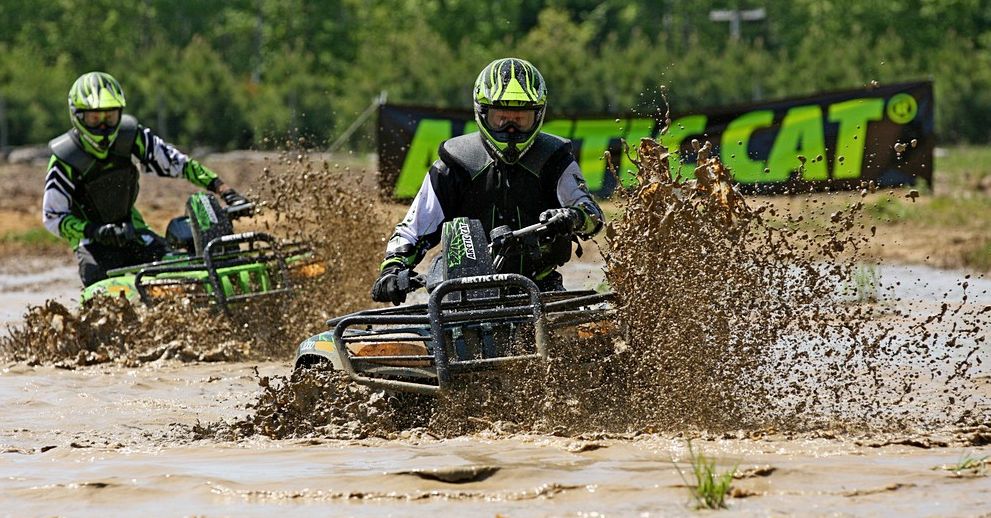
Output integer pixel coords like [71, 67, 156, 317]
[80, 275, 139, 303]
[293, 331, 344, 370]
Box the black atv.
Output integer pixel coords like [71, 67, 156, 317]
[293, 212, 615, 395]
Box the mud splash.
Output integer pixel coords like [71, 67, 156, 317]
[603, 138, 989, 431]
[197, 367, 403, 441]
[211, 137, 990, 441]
[250, 144, 389, 332]
[0, 144, 388, 366]
[1, 298, 247, 367]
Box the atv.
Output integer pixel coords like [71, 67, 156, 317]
[293, 212, 616, 395]
[81, 192, 324, 314]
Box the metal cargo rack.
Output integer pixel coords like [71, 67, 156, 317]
[108, 232, 304, 313]
[328, 273, 614, 395]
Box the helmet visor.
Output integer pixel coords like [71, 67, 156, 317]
[78, 109, 121, 130]
[486, 107, 538, 133]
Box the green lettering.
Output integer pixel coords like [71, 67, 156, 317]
[660, 115, 707, 178]
[721, 110, 774, 183]
[768, 105, 827, 182]
[619, 118, 655, 187]
[571, 119, 623, 192]
[540, 119, 574, 138]
[394, 119, 452, 198]
[829, 98, 884, 179]
[624, 118, 655, 143]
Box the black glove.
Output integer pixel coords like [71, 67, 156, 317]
[220, 188, 250, 207]
[539, 207, 584, 235]
[371, 264, 410, 306]
[90, 222, 137, 247]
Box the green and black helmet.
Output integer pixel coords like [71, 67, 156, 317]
[68, 72, 127, 159]
[473, 58, 547, 164]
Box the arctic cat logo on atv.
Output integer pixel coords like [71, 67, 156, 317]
[459, 221, 476, 261]
[447, 219, 476, 269]
[460, 274, 511, 284]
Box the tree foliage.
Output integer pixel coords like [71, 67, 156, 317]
[0, 0, 989, 149]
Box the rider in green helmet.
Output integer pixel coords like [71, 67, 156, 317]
[43, 71, 251, 286]
[371, 58, 605, 305]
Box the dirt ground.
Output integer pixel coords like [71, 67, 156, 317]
[2, 152, 990, 516]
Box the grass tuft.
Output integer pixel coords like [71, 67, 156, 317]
[934, 453, 989, 477]
[674, 440, 737, 510]
[845, 263, 880, 303]
[1, 227, 62, 246]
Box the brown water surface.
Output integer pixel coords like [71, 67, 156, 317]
[2, 261, 990, 516]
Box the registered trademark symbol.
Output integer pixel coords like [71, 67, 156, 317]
[887, 93, 918, 124]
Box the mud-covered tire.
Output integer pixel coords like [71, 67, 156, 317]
[294, 354, 332, 370]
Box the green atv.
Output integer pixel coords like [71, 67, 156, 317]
[293, 213, 616, 395]
[81, 192, 323, 313]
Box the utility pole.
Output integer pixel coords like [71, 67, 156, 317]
[0, 94, 7, 151]
[710, 7, 768, 101]
[709, 8, 766, 40]
[252, 0, 263, 84]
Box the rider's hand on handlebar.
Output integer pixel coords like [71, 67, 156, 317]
[539, 207, 584, 235]
[90, 222, 138, 247]
[220, 188, 251, 208]
[220, 189, 254, 218]
[371, 264, 412, 306]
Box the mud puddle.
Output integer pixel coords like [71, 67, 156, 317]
[3, 140, 991, 515]
[2, 361, 990, 516]
[1, 262, 990, 516]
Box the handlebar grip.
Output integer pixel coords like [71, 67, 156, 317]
[225, 202, 256, 219]
[397, 269, 425, 293]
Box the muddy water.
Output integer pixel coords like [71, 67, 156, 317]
[3, 142, 991, 514]
[0, 256, 77, 332]
[2, 263, 990, 516]
[2, 362, 990, 516]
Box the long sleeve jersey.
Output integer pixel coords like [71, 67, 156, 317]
[384, 132, 604, 275]
[42, 124, 219, 249]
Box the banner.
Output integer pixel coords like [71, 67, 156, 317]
[377, 81, 933, 199]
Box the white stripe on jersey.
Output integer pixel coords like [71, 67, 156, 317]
[42, 163, 74, 237]
[386, 172, 446, 254]
[140, 128, 189, 178]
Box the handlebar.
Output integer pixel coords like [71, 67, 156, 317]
[393, 211, 569, 296]
[224, 201, 255, 220]
[489, 211, 568, 252]
[398, 269, 426, 293]
[488, 211, 570, 272]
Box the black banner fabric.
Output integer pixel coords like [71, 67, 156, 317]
[378, 81, 934, 199]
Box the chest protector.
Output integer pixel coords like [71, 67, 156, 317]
[49, 115, 140, 225]
[439, 132, 573, 276]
